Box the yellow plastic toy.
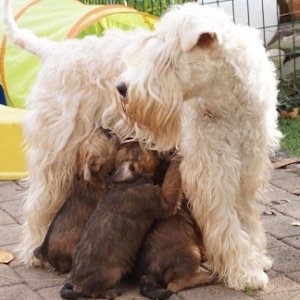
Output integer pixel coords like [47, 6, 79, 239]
[0, 105, 27, 180]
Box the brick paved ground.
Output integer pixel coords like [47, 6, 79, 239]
[0, 166, 300, 300]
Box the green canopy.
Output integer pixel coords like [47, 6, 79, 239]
[0, 0, 158, 108]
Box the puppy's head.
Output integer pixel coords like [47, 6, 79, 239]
[110, 142, 161, 184]
[76, 127, 120, 189]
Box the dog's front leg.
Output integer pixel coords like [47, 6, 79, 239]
[180, 137, 268, 291]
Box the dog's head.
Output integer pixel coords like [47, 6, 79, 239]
[110, 142, 161, 184]
[76, 127, 120, 189]
[115, 4, 226, 150]
[115, 3, 265, 150]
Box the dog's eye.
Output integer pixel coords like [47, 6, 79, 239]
[116, 82, 128, 98]
[129, 163, 135, 172]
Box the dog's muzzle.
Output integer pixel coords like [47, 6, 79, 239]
[116, 82, 128, 100]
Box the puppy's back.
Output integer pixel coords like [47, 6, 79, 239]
[34, 184, 104, 272]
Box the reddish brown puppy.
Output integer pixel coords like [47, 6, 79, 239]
[34, 127, 119, 272]
[138, 199, 214, 300]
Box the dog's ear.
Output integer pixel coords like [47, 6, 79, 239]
[83, 163, 92, 180]
[180, 16, 221, 52]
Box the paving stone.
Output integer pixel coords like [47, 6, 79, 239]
[0, 198, 24, 224]
[0, 181, 26, 202]
[0, 181, 15, 187]
[38, 284, 162, 300]
[0, 209, 15, 225]
[256, 290, 300, 300]
[282, 235, 300, 250]
[14, 265, 67, 291]
[116, 288, 162, 300]
[266, 269, 281, 279]
[256, 202, 268, 214]
[271, 199, 300, 220]
[267, 184, 300, 203]
[0, 224, 21, 246]
[0, 264, 23, 286]
[266, 234, 283, 249]
[177, 283, 252, 299]
[271, 169, 298, 181]
[0, 283, 43, 300]
[271, 175, 300, 193]
[37, 285, 63, 300]
[259, 274, 300, 295]
[261, 214, 300, 239]
[268, 245, 300, 273]
[287, 271, 300, 284]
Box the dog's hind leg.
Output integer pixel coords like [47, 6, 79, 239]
[167, 272, 215, 294]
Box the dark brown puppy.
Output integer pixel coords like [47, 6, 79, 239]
[60, 142, 182, 299]
[138, 198, 214, 300]
[112, 146, 213, 299]
[33, 127, 119, 273]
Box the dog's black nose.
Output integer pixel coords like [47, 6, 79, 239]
[116, 82, 127, 98]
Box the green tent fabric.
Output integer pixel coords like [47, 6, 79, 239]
[0, 0, 158, 108]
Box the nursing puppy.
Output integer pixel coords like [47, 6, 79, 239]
[33, 128, 119, 273]
[138, 199, 214, 300]
[60, 142, 182, 299]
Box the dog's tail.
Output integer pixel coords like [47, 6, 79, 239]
[1, 0, 56, 60]
[139, 276, 173, 300]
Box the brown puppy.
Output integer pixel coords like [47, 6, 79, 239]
[33, 127, 119, 273]
[112, 146, 213, 299]
[138, 199, 214, 300]
[60, 142, 182, 299]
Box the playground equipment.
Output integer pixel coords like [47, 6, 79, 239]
[0, 0, 158, 180]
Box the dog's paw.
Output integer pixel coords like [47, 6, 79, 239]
[262, 254, 273, 271]
[60, 282, 82, 299]
[31, 256, 48, 268]
[226, 270, 269, 291]
[247, 271, 269, 290]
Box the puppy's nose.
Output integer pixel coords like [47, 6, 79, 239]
[116, 82, 128, 98]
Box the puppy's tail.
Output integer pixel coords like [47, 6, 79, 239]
[140, 276, 173, 300]
[1, 0, 57, 60]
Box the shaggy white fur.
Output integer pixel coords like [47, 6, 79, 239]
[1, 0, 154, 266]
[2, 0, 281, 291]
[116, 3, 282, 290]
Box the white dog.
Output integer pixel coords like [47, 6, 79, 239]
[115, 3, 282, 291]
[2, 0, 281, 291]
[1, 0, 155, 266]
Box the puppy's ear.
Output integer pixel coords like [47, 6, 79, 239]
[78, 163, 91, 189]
[83, 163, 91, 181]
[180, 16, 221, 52]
